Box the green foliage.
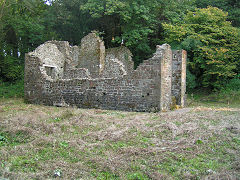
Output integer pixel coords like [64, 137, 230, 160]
[161, 0, 196, 23]
[222, 74, 240, 92]
[196, 0, 240, 27]
[76, 0, 160, 65]
[0, 0, 50, 82]
[47, 0, 196, 66]
[218, 75, 240, 103]
[186, 69, 197, 92]
[190, 79, 240, 107]
[0, 79, 24, 98]
[0, 55, 23, 81]
[163, 7, 240, 89]
[42, 0, 91, 45]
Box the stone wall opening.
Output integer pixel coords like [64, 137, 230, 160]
[44, 65, 56, 79]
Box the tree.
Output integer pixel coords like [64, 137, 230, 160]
[49, 0, 160, 66]
[42, 0, 93, 45]
[0, 0, 48, 82]
[81, 0, 197, 66]
[196, 0, 240, 27]
[163, 7, 240, 89]
[46, 0, 196, 66]
[0, 0, 198, 82]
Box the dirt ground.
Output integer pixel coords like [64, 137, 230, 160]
[0, 98, 240, 179]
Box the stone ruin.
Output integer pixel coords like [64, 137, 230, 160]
[24, 32, 187, 112]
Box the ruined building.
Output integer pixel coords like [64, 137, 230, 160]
[24, 33, 186, 112]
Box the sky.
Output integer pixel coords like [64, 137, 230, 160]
[45, 0, 52, 5]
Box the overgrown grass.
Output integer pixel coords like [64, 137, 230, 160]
[0, 86, 240, 179]
[188, 88, 240, 108]
[156, 134, 240, 179]
[187, 75, 240, 108]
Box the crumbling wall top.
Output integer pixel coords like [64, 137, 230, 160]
[78, 33, 106, 77]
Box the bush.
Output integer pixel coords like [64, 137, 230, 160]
[218, 75, 240, 104]
[186, 69, 197, 92]
[0, 55, 24, 82]
[222, 75, 240, 92]
[0, 79, 24, 98]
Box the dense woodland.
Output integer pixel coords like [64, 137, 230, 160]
[0, 0, 240, 92]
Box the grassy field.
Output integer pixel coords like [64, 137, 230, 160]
[0, 97, 239, 179]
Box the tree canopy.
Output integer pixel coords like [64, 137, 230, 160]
[163, 7, 240, 89]
[0, 0, 239, 91]
[196, 0, 240, 27]
[0, 0, 48, 81]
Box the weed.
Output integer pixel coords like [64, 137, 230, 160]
[174, 121, 182, 127]
[10, 156, 39, 172]
[60, 141, 69, 148]
[48, 110, 74, 123]
[189, 88, 240, 108]
[195, 139, 203, 145]
[48, 117, 62, 123]
[60, 125, 69, 132]
[150, 115, 160, 120]
[91, 170, 120, 180]
[106, 140, 131, 150]
[127, 172, 149, 180]
[232, 138, 240, 145]
[104, 111, 126, 118]
[0, 130, 31, 146]
[60, 110, 75, 119]
[156, 153, 221, 179]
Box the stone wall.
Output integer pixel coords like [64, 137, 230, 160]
[102, 47, 133, 78]
[37, 77, 160, 111]
[63, 68, 91, 79]
[24, 32, 187, 112]
[77, 33, 105, 78]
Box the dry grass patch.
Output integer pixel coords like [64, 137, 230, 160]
[0, 98, 240, 179]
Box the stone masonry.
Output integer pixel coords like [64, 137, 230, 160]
[24, 33, 187, 112]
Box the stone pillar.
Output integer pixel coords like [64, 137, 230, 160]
[158, 44, 172, 111]
[181, 50, 187, 107]
[172, 50, 187, 107]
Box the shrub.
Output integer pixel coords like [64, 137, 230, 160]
[0, 55, 24, 82]
[0, 79, 24, 98]
[218, 75, 240, 104]
[223, 75, 240, 92]
[186, 69, 197, 92]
